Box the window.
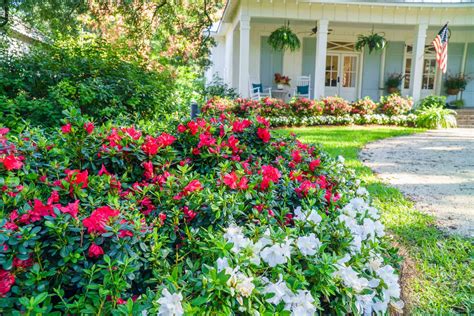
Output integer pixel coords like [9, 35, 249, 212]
[422, 58, 436, 90]
[403, 57, 411, 89]
[325, 55, 339, 87]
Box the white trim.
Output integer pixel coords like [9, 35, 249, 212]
[358, 48, 364, 99]
[379, 47, 386, 91]
[314, 19, 329, 99]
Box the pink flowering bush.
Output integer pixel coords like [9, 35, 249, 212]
[201, 96, 236, 115]
[322, 96, 353, 116]
[0, 109, 402, 314]
[255, 97, 290, 117]
[379, 94, 414, 116]
[288, 97, 324, 117]
[351, 97, 378, 115]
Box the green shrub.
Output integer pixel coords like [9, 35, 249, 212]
[351, 97, 377, 115]
[0, 110, 403, 314]
[0, 38, 176, 128]
[416, 105, 457, 129]
[203, 75, 239, 100]
[322, 96, 352, 116]
[418, 95, 446, 109]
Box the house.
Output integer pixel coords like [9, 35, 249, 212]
[206, 0, 474, 106]
[1, 17, 47, 55]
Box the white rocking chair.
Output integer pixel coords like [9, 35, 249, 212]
[249, 78, 272, 100]
[293, 75, 311, 99]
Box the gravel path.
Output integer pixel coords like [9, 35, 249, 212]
[360, 128, 474, 237]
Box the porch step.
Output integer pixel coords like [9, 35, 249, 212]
[455, 109, 474, 128]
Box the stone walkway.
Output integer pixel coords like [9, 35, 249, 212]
[360, 128, 474, 237]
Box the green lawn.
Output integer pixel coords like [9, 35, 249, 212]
[276, 126, 474, 314]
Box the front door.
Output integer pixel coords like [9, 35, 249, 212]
[325, 53, 359, 100]
[421, 57, 437, 98]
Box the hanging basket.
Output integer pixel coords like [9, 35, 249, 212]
[355, 31, 387, 54]
[268, 22, 301, 52]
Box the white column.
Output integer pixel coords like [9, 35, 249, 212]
[224, 27, 234, 87]
[410, 23, 428, 102]
[238, 16, 250, 98]
[314, 19, 329, 99]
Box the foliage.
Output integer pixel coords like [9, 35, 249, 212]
[277, 127, 472, 314]
[267, 23, 301, 52]
[449, 99, 464, 109]
[0, 38, 176, 128]
[416, 105, 457, 129]
[351, 97, 377, 115]
[379, 94, 413, 116]
[445, 73, 471, 91]
[274, 73, 291, 85]
[418, 95, 446, 109]
[385, 73, 404, 89]
[355, 32, 386, 54]
[203, 75, 239, 100]
[322, 96, 352, 116]
[0, 110, 403, 314]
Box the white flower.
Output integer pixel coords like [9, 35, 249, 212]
[157, 289, 184, 316]
[262, 275, 293, 305]
[288, 290, 316, 316]
[294, 207, 322, 225]
[216, 257, 229, 272]
[333, 266, 369, 293]
[356, 187, 369, 197]
[260, 245, 287, 268]
[235, 274, 255, 297]
[296, 233, 321, 256]
[224, 224, 250, 253]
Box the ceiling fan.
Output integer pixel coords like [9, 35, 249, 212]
[298, 23, 333, 36]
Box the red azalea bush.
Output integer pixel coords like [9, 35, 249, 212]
[288, 97, 324, 117]
[351, 97, 377, 115]
[379, 94, 414, 116]
[0, 109, 402, 314]
[234, 98, 260, 116]
[201, 96, 236, 115]
[322, 96, 352, 116]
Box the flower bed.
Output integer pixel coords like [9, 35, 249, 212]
[202, 95, 417, 127]
[0, 111, 403, 314]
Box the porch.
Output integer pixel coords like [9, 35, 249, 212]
[208, 1, 474, 106]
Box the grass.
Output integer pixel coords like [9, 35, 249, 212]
[276, 126, 474, 314]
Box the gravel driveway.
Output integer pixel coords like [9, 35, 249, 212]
[360, 128, 474, 237]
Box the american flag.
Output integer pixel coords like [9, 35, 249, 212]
[432, 24, 449, 74]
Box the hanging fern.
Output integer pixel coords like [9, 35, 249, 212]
[268, 22, 301, 52]
[355, 32, 386, 54]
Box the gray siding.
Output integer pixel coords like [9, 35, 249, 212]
[384, 41, 405, 78]
[442, 43, 465, 100]
[301, 37, 316, 97]
[259, 36, 283, 89]
[361, 49, 382, 100]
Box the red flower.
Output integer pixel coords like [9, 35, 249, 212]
[13, 257, 33, 269]
[159, 213, 167, 225]
[177, 124, 187, 133]
[187, 121, 199, 135]
[140, 197, 156, 215]
[84, 122, 95, 135]
[295, 180, 316, 197]
[142, 133, 176, 155]
[291, 150, 302, 163]
[116, 298, 126, 305]
[61, 123, 72, 134]
[183, 180, 202, 194]
[257, 128, 271, 143]
[183, 206, 197, 222]
[223, 171, 248, 190]
[118, 230, 133, 238]
[0, 127, 9, 135]
[59, 200, 80, 219]
[143, 161, 154, 179]
[88, 243, 104, 258]
[257, 116, 270, 127]
[65, 169, 89, 193]
[122, 126, 142, 140]
[232, 119, 252, 133]
[197, 133, 216, 148]
[259, 165, 281, 190]
[98, 164, 111, 176]
[0, 270, 15, 297]
[83, 206, 120, 234]
[1, 154, 23, 170]
[156, 133, 176, 148]
[47, 190, 60, 204]
[309, 159, 321, 172]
